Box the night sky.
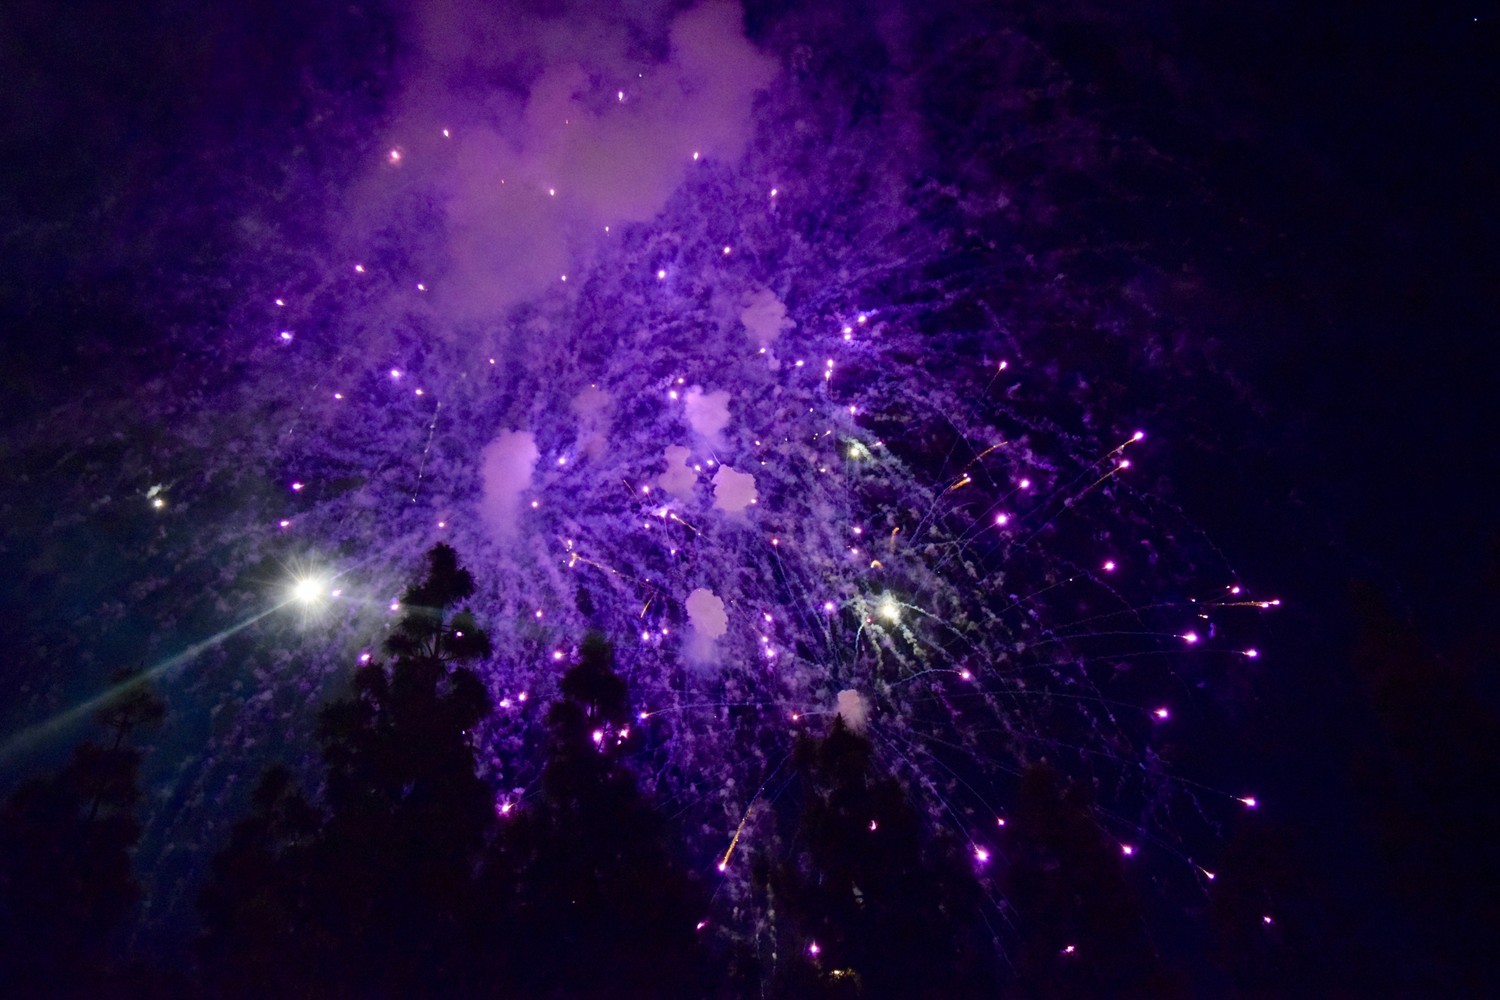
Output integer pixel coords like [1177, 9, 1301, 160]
[3, 0, 1498, 992]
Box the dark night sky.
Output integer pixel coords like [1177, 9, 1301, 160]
[7, 0, 1494, 628]
[2, 0, 1498, 988]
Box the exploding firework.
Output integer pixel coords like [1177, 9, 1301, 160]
[3, 2, 1273, 943]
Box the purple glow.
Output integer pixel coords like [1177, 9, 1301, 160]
[5, 0, 1276, 965]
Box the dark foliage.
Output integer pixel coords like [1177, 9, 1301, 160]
[196, 766, 325, 996]
[1002, 762, 1171, 999]
[479, 632, 712, 998]
[0, 670, 164, 997]
[1344, 583, 1500, 994]
[765, 717, 1001, 999]
[198, 544, 493, 998]
[198, 554, 710, 998]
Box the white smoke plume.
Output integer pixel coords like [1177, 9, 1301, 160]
[711, 465, 757, 515]
[659, 444, 698, 496]
[836, 689, 869, 732]
[355, 0, 779, 317]
[478, 429, 539, 539]
[683, 386, 731, 444]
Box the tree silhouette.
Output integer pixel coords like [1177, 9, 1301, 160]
[199, 544, 494, 997]
[0, 670, 164, 997]
[1001, 762, 1170, 999]
[765, 717, 1001, 999]
[1346, 582, 1500, 994]
[483, 632, 711, 997]
[196, 766, 325, 997]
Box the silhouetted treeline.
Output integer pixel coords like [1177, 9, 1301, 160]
[6, 543, 1414, 996]
[194, 546, 714, 998]
[758, 716, 1002, 999]
[0, 670, 165, 997]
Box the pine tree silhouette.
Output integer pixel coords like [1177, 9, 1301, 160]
[0, 669, 164, 997]
[766, 717, 1001, 999]
[199, 544, 494, 998]
[196, 765, 325, 997]
[485, 632, 711, 998]
[1002, 762, 1170, 999]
